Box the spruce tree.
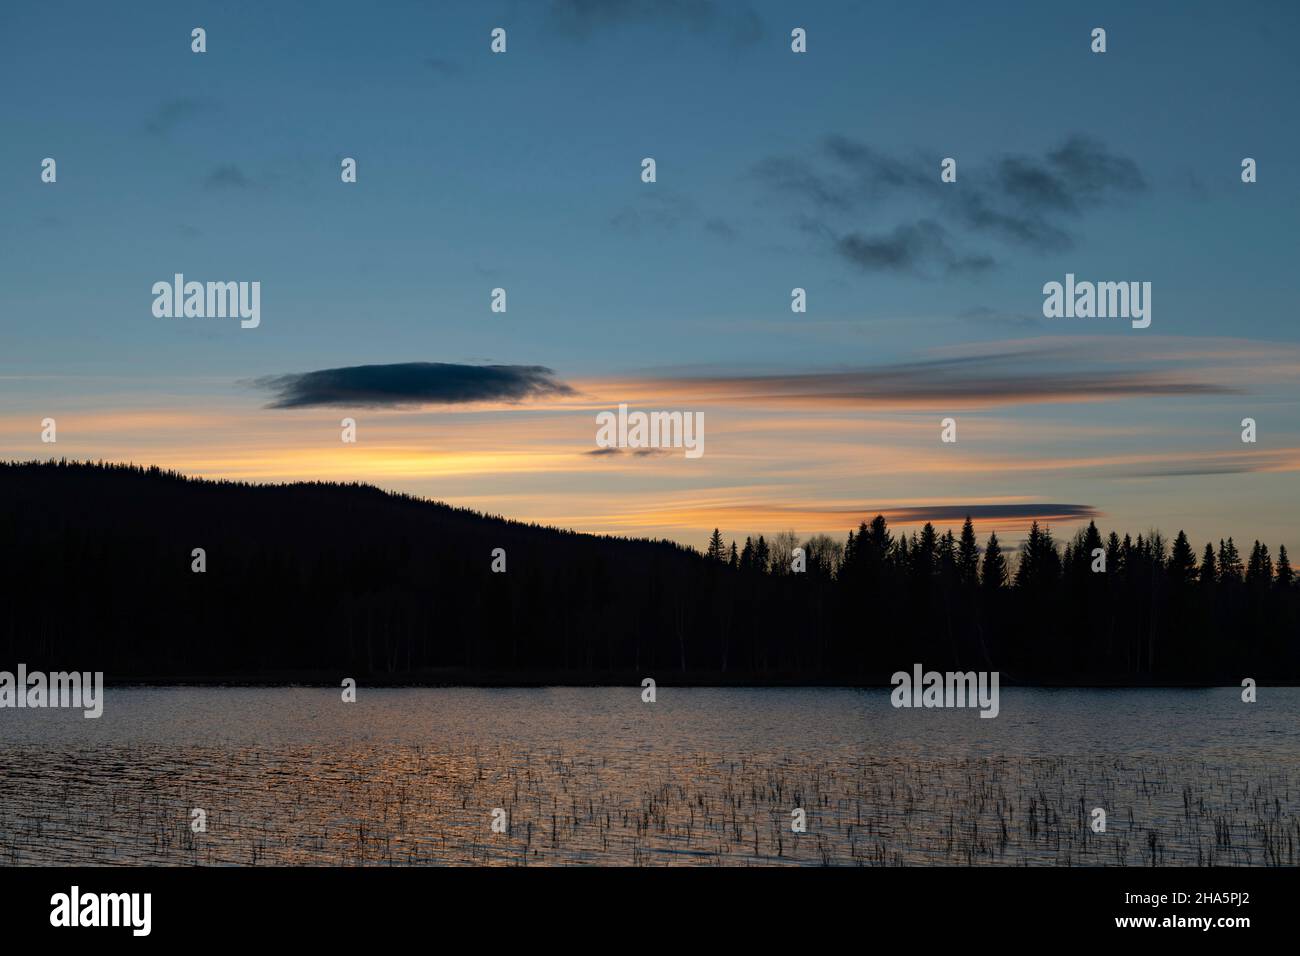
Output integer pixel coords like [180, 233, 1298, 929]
[1246, 540, 1273, 588]
[1218, 538, 1243, 584]
[1199, 542, 1217, 586]
[956, 516, 980, 587]
[706, 528, 726, 563]
[1168, 530, 1198, 585]
[981, 532, 1008, 590]
[1276, 545, 1294, 589]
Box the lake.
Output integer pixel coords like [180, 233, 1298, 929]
[1, 687, 1296, 865]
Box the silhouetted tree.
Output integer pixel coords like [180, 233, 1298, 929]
[981, 532, 1007, 591]
[1199, 542, 1217, 586]
[706, 528, 726, 563]
[1246, 540, 1273, 589]
[1218, 538, 1243, 585]
[1277, 545, 1294, 590]
[1168, 530, 1198, 586]
[957, 517, 980, 588]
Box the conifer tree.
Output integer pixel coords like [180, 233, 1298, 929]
[1168, 530, 1198, 585]
[1218, 538, 1243, 584]
[1276, 545, 1294, 589]
[706, 528, 726, 563]
[956, 516, 980, 587]
[981, 532, 1008, 590]
[1199, 542, 1217, 585]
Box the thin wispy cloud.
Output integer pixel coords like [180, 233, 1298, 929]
[204, 163, 254, 190]
[585, 446, 671, 458]
[705, 501, 1102, 525]
[609, 190, 737, 239]
[547, 0, 762, 45]
[958, 306, 1043, 329]
[423, 58, 462, 77]
[635, 357, 1238, 410]
[144, 97, 219, 135]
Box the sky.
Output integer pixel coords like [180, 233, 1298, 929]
[1, 0, 1298, 552]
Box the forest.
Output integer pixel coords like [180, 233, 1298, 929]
[0, 460, 1295, 684]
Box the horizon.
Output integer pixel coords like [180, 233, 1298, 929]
[3, 458, 1293, 566]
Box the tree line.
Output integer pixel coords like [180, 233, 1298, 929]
[1, 460, 1296, 683]
[706, 515, 1297, 680]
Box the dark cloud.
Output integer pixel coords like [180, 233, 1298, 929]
[204, 164, 253, 190]
[956, 192, 1071, 250]
[145, 97, 219, 135]
[756, 134, 1147, 269]
[753, 156, 856, 211]
[836, 220, 995, 276]
[585, 446, 670, 458]
[1046, 136, 1146, 198]
[610, 191, 736, 240]
[548, 0, 762, 45]
[712, 501, 1102, 527]
[823, 136, 937, 196]
[253, 362, 575, 409]
[703, 217, 739, 240]
[609, 191, 696, 233]
[1122, 455, 1285, 479]
[878, 503, 1100, 524]
[647, 349, 1239, 408]
[424, 58, 462, 77]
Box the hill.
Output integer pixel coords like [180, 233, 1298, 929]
[0, 460, 1296, 684]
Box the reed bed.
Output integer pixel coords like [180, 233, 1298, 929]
[1, 746, 1295, 866]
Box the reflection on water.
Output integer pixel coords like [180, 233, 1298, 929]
[1, 687, 1296, 865]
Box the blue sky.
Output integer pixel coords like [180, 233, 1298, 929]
[2, 0, 1298, 550]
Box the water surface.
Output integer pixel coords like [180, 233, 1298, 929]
[1, 687, 1295, 865]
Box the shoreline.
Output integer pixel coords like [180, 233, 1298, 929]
[91, 670, 1299, 689]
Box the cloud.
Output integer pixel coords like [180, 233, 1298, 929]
[423, 58, 462, 77]
[144, 97, 219, 135]
[548, 0, 762, 45]
[836, 220, 995, 276]
[836, 503, 1100, 525]
[609, 191, 736, 240]
[645, 499, 1102, 532]
[633, 341, 1244, 410]
[609, 191, 695, 233]
[253, 362, 575, 409]
[879, 503, 1100, 524]
[958, 306, 1043, 330]
[1043, 137, 1146, 200]
[753, 156, 857, 211]
[204, 164, 253, 190]
[704, 217, 739, 240]
[756, 134, 1147, 269]
[585, 446, 671, 458]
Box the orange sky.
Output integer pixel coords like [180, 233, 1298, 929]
[3, 335, 1298, 551]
